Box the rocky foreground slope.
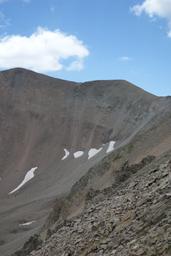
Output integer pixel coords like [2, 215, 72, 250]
[15, 151, 171, 256]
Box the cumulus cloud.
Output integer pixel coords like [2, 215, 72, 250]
[131, 0, 171, 37]
[0, 27, 89, 72]
[66, 60, 84, 71]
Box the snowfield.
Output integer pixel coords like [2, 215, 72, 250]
[88, 147, 103, 159]
[19, 221, 35, 226]
[74, 151, 84, 158]
[62, 149, 70, 160]
[106, 141, 115, 153]
[61, 140, 116, 161]
[9, 167, 38, 194]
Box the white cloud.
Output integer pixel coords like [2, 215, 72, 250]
[131, 0, 171, 37]
[66, 59, 84, 71]
[0, 27, 89, 72]
[118, 56, 132, 62]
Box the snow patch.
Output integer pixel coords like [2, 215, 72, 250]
[74, 151, 84, 159]
[62, 149, 70, 160]
[9, 167, 38, 195]
[19, 221, 35, 226]
[106, 141, 116, 153]
[88, 147, 103, 159]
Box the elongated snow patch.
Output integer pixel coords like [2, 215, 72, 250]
[9, 167, 38, 194]
[88, 148, 103, 159]
[19, 221, 35, 226]
[74, 151, 84, 158]
[106, 141, 116, 153]
[62, 149, 70, 160]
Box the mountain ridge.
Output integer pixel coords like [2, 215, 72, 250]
[0, 68, 160, 98]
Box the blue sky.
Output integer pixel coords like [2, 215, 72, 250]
[0, 0, 171, 96]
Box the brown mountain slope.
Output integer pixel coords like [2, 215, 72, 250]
[0, 68, 170, 256]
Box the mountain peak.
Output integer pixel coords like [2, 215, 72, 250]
[1, 67, 36, 74]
